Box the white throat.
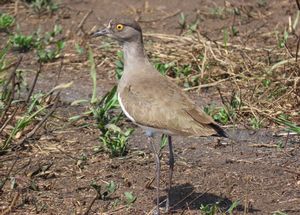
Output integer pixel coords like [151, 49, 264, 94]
[123, 41, 149, 70]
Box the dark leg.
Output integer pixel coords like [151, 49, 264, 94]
[149, 136, 161, 215]
[166, 135, 174, 212]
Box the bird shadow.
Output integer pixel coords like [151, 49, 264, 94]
[155, 183, 260, 213]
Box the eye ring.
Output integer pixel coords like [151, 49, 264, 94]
[116, 24, 124, 31]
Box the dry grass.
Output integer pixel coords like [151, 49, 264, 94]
[87, 31, 299, 128]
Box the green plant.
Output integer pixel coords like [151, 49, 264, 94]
[250, 116, 263, 129]
[0, 13, 14, 30]
[90, 180, 117, 200]
[204, 105, 230, 125]
[178, 12, 187, 30]
[205, 93, 241, 125]
[262, 78, 271, 88]
[227, 200, 240, 215]
[115, 50, 124, 80]
[199, 202, 220, 215]
[187, 20, 199, 33]
[223, 28, 229, 48]
[2, 93, 47, 150]
[10, 33, 35, 52]
[209, 7, 225, 19]
[75, 43, 84, 55]
[174, 64, 192, 77]
[70, 50, 133, 157]
[91, 86, 132, 157]
[154, 61, 174, 76]
[37, 40, 64, 62]
[124, 191, 136, 205]
[107, 181, 117, 194]
[274, 116, 300, 134]
[36, 25, 65, 62]
[100, 125, 133, 157]
[154, 61, 199, 87]
[87, 51, 133, 156]
[92, 86, 120, 131]
[160, 134, 168, 150]
[24, 0, 58, 14]
[0, 43, 10, 73]
[277, 30, 289, 48]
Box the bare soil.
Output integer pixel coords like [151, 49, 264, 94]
[1, 0, 300, 215]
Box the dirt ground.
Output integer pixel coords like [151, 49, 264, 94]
[1, 0, 300, 214]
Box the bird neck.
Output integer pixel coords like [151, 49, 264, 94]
[123, 39, 149, 69]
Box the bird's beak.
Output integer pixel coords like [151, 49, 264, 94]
[90, 27, 110, 38]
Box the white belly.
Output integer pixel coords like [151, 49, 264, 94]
[118, 92, 136, 122]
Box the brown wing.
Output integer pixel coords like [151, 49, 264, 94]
[119, 73, 220, 136]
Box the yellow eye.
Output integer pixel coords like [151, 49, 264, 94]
[116, 24, 124, 31]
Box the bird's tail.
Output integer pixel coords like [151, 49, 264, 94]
[209, 123, 228, 138]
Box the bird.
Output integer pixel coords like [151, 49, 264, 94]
[91, 18, 227, 215]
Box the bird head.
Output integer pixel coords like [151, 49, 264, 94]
[91, 18, 143, 43]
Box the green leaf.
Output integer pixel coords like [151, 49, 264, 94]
[75, 43, 84, 55]
[227, 200, 240, 215]
[107, 181, 116, 194]
[124, 191, 136, 204]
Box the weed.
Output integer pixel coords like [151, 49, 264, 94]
[250, 116, 263, 129]
[154, 61, 199, 87]
[199, 200, 239, 215]
[10, 33, 35, 52]
[268, 85, 287, 100]
[115, 50, 124, 80]
[23, 0, 58, 15]
[223, 28, 229, 48]
[204, 105, 230, 125]
[90, 180, 117, 200]
[210, 7, 225, 19]
[276, 140, 285, 149]
[84, 49, 134, 156]
[2, 93, 48, 150]
[107, 181, 117, 194]
[178, 12, 187, 30]
[36, 24, 65, 62]
[92, 86, 120, 131]
[0, 13, 14, 30]
[160, 134, 168, 150]
[204, 92, 241, 125]
[187, 20, 199, 33]
[174, 64, 192, 78]
[0, 43, 10, 72]
[274, 116, 300, 134]
[75, 43, 84, 55]
[276, 30, 289, 48]
[124, 191, 137, 205]
[154, 61, 174, 76]
[199, 202, 220, 215]
[37, 40, 64, 62]
[227, 200, 240, 215]
[262, 78, 271, 88]
[100, 124, 134, 157]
